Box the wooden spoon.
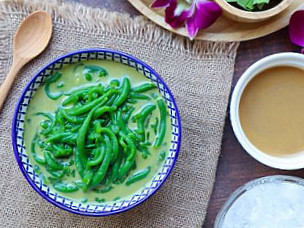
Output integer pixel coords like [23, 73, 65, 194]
[0, 11, 52, 111]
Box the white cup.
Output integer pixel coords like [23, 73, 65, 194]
[230, 52, 304, 170]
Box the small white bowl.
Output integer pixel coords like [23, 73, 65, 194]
[230, 52, 304, 170]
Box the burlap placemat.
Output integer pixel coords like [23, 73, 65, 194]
[0, 0, 239, 227]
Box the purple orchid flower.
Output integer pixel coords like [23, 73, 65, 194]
[151, 0, 222, 40]
[151, 0, 171, 8]
[289, 10, 304, 54]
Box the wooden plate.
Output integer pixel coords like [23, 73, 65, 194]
[128, 0, 304, 42]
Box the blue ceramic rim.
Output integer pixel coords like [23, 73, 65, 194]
[11, 48, 182, 216]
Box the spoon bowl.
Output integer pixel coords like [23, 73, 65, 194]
[0, 11, 52, 110]
[13, 11, 52, 59]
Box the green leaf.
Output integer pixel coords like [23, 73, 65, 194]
[226, 0, 271, 11]
[254, 0, 270, 4]
[237, 0, 251, 9]
[246, 0, 255, 10]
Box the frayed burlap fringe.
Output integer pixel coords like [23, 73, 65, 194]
[0, 0, 238, 59]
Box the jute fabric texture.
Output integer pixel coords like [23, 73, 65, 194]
[0, 0, 239, 227]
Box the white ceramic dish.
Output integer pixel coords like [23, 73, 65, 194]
[230, 52, 304, 170]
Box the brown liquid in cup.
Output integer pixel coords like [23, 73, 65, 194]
[239, 66, 304, 156]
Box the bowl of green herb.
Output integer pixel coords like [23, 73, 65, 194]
[214, 0, 292, 23]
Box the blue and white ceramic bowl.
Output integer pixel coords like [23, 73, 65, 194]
[11, 49, 182, 216]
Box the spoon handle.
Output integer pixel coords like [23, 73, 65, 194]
[0, 59, 25, 111]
